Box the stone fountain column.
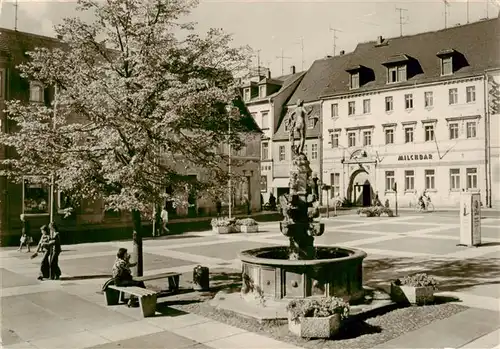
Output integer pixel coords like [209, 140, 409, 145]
[279, 151, 324, 260]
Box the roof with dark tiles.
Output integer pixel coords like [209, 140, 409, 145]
[321, 17, 500, 98]
[0, 28, 62, 61]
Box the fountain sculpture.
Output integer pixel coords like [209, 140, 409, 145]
[240, 99, 367, 302]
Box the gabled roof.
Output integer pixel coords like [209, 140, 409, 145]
[0, 28, 62, 61]
[321, 17, 500, 97]
[286, 53, 352, 105]
[245, 71, 305, 104]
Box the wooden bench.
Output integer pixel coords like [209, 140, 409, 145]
[105, 285, 158, 317]
[133, 272, 181, 293]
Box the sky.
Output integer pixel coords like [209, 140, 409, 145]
[0, 0, 498, 77]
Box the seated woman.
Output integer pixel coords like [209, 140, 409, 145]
[111, 248, 145, 307]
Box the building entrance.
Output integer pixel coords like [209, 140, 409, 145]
[348, 170, 373, 207]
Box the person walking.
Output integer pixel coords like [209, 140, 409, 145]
[161, 206, 169, 235]
[32, 225, 50, 280]
[268, 193, 276, 211]
[215, 198, 222, 217]
[18, 214, 32, 252]
[48, 223, 62, 280]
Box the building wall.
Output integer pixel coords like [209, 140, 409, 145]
[322, 76, 491, 208]
[487, 70, 500, 207]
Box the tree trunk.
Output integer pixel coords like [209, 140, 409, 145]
[131, 209, 143, 277]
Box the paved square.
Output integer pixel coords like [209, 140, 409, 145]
[313, 231, 383, 244]
[0, 268, 40, 288]
[172, 241, 275, 260]
[351, 223, 437, 233]
[356, 236, 465, 255]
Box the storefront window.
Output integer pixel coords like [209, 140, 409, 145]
[23, 178, 49, 214]
[330, 173, 340, 198]
[450, 169, 460, 190]
[260, 175, 267, 192]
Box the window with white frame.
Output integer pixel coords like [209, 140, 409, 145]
[29, 83, 44, 103]
[424, 91, 433, 108]
[0, 69, 3, 99]
[425, 125, 435, 142]
[261, 142, 269, 160]
[404, 127, 414, 143]
[385, 129, 394, 144]
[385, 96, 393, 112]
[279, 145, 285, 161]
[243, 88, 251, 102]
[260, 175, 267, 191]
[348, 101, 355, 115]
[350, 73, 360, 89]
[449, 88, 458, 105]
[466, 121, 476, 138]
[307, 116, 315, 128]
[363, 99, 371, 114]
[385, 171, 395, 191]
[466, 168, 478, 189]
[404, 170, 415, 191]
[331, 173, 340, 198]
[425, 169, 435, 190]
[23, 178, 50, 214]
[388, 65, 407, 83]
[259, 85, 266, 98]
[331, 132, 339, 148]
[404, 94, 413, 109]
[348, 132, 356, 147]
[450, 168, 460, 190]
[261, 111, 269, 129]
[331, 103, 338, 117]
[303, 145, 308, 158]
[363, 130, 372, 146]
[449, 123, 459, 140]
[466, 86, 476, 103]
[311, 144, 318, 159]
[441, 57, 453, 75]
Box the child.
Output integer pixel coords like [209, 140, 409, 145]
[18, 214, 31, 252]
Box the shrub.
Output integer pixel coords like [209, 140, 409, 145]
[357, 206, 394, 217]
[286, 297, 350, 323]
[236, 218, 258, 226]
[394, 273, 439, 290]
[210, 217, 237, 227]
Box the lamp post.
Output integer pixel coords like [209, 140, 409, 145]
[225, 105, 233, 219]
[393, 182, 398, 216]
[49, 84, 58, 234]
[322, 184, 331, 218]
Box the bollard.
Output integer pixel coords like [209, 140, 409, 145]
[193, 265, 209, 291]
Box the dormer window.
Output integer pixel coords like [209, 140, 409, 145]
[441, 56, 453, 75]
[259, 85, 266, 98]
[382, 54, 412, 84]
[350, 72, 360, 89]
[29, 82, 44, 103]
[243, 88, 251, 102]
[387, 65, 407, 83]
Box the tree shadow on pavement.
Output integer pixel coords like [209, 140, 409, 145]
[363, 257, 500, 292]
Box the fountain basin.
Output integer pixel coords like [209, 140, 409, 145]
[240, 246, 367, 303]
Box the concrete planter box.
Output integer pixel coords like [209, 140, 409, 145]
[240, 225, 258, 233]
[391, 283, 435, 305]
[288, 313, 342, 338]
[212, 226, 237, 234]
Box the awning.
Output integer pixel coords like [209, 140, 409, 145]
[272, 177, 290, 188]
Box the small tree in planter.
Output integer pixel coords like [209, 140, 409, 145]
[391, 273, 438, 305]
[236, 218, 258, 233]
[211, 217, 237, 234]
[286, 297, 350, 338]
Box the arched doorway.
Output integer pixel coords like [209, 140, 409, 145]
[347, 170, 373, 207]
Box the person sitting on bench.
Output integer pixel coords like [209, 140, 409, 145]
[112, 248, 145, 307]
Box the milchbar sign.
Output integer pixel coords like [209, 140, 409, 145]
[398, 154, 433, 161]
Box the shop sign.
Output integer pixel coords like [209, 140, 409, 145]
[398, 154, 433, 161]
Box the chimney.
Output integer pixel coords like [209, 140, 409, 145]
[340, 50, 345, 56]
[267, 70, 271, 79]
[290, 65, 296, 74]
[377, 36, 383, 45]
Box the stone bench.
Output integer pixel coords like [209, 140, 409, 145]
[105, 285, 158, 317]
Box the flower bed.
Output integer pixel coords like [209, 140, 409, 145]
[391, 273, 438, 305]
[286, 297, 350, 338]
[236, 218, 258, 233]
[357, 206, 394, 217]
[211, 217, 238, 234]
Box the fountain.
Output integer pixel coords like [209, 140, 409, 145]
[239, 99, 367, 303]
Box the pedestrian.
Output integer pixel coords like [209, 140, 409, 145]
[161, 205, 169, 235]
[269, 193, 276, 211]
[18, 214, 32, 252]
[31, 225, 50, 280]
[245, 195, 251, 216]
[48, 223, 62, 280]
[112, 248, 145, 307]
[215, 198, 222, 217]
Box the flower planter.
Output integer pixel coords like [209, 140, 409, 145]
[288, 313, 341, 338]
[212, 226, 237, 234]
[240, 225, 258, 233]
[391, 282, 434, 305]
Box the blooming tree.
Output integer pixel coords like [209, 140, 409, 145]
[0, 0, 255, 275]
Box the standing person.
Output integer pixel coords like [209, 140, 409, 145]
[269, 193, 276, 211]
[32, 225, 50, 280]
[18, 214, 32, 252]
[112, 248, 145, 307]
[215, 198, 222, 217]
[161, 205, 169, 235]
[48, 223, 62, 280]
